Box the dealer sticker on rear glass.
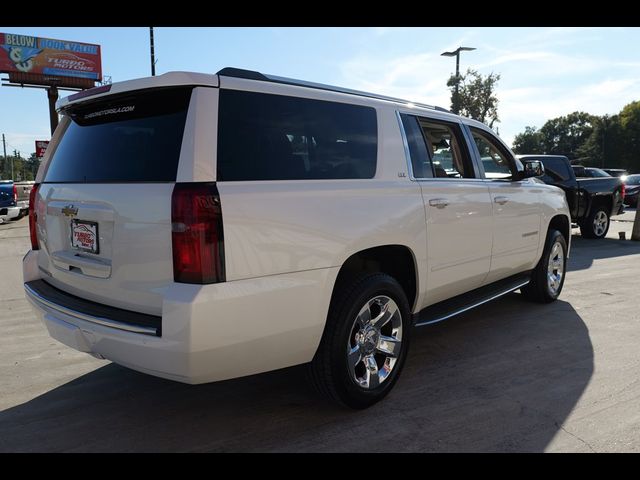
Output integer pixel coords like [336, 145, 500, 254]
[71, 220, 99, 254]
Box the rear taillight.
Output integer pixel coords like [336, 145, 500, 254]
[621, 183, 626, 198]
[171, 182, 225, 284]
[12, 184, 17, 204]
[29, 184, 40, 250]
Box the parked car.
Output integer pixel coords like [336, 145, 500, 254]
[519, 155, 625, 239]
[14, 181, 35, 218]
[0, 180, 20, 224]
[23, 68, 571, 409]
[573, 165, 612, 178]
[623, 174, 640, 207]
[602, 168, 629, 179]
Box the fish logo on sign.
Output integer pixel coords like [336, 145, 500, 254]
[62, 204, 78, 217]
[1, 45, 42, 73]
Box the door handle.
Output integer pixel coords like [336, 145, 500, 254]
[429, 198, 449, 209]
[494, 196, 509, 205]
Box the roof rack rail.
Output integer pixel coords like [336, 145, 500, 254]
[216, 67, 450, 113]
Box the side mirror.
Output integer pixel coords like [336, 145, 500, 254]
[523, 160, 545, 178]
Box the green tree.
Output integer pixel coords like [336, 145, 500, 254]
[511, 102, 640, 173]
[619, 101, 640, 172]
[512, 126, 544, 154]
[447, 68, 501, 127]
[0, 151, 39, 181]
[538, 111, 595, 161]
[23, 153, 40, 181]
[580, 114, 626, 168]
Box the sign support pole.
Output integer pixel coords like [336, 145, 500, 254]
[47, 86, 59, 135]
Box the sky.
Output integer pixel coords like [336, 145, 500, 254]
[1, 27, 639, 157]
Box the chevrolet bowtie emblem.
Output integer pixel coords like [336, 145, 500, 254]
[61, 205, 78, 217]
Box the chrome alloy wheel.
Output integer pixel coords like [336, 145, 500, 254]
[547, 241, 565, 295]
[347, 295, 403, 389]
[593, 211, 608, 237]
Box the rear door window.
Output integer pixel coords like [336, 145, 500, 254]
[44, 87, 192, 183]
[399, 113, 475, 179]
[541, 157, 571, 182]
[217, 90, 377, 181]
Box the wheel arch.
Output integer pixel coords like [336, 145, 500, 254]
[585, 193, 613, 218]
[330, 244, 419, 313]
[548, 213, 571, 246]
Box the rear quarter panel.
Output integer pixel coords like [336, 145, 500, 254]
[206, 85, 428, 308]
[576, 177, 623, 217]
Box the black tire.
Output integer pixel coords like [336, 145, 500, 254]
[521, 229, 567, 303]
[308, 273, 412, 409]
[579, 205, 610, 239]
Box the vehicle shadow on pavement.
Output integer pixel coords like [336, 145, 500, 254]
[568, 234, 640, 271]
[0, 295, 592, 452]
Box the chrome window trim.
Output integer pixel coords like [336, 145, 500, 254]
[396, 110, 486, 183]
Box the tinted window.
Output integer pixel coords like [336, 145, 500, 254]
[541, 157, 571, 182]
[44, 88, 192, 183]
[400, 114, 433, 178]
[572, 166, 586, 177]
[587, 168, 611, 177]
[217, 90, 377, 181]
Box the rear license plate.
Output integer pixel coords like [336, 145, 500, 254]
[71, 220, 99, 254]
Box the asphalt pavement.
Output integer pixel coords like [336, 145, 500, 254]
[1, 211, 639, 452]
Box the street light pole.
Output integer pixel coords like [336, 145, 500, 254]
[441, 46, 476, 115]
[150, 27, 156, 76]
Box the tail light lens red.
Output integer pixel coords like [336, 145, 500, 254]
[12, 184, 17, 204]
[29, 184, 40, 250]
[171, 182, 225, 284]
[621, 183, 626, 198]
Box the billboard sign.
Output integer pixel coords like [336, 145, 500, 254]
[35, 140, 49, 158]
[0, 33, 101, 81]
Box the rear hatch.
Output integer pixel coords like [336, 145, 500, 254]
[35, 87, 193, 316]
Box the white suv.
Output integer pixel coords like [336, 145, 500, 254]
[23, 68, 571, 408]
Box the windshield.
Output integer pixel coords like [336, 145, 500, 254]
[587, 168, 611, 178]
[625, 175, 640, 185]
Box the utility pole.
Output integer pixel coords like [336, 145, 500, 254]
[601, 116, 608, 169]
[150, 27, 156, 76]
[1, 134, 6, 178]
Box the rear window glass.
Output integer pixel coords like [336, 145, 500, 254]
[44, 87, 192, 183]
[217, 90, 377, 181]
[541, 158, 571, 182]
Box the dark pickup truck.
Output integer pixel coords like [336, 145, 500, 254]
[518, 155, 625, 239]
[0, 180, 21, 224]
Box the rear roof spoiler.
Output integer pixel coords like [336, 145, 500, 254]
[56, 72, 219, 111]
